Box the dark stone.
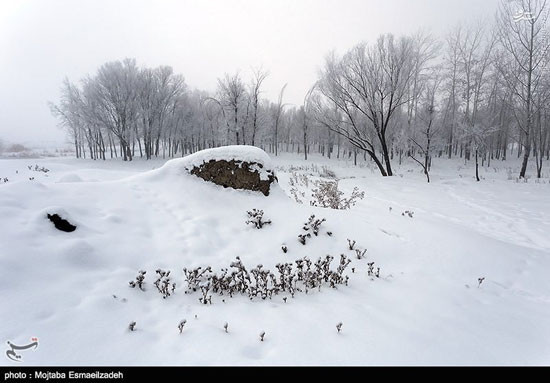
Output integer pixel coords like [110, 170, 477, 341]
[190, 159, 277, 196]
[47, 213, 77, 232]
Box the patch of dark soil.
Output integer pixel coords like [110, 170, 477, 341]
[190, 159, 276, 196]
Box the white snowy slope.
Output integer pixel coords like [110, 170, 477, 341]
[179, 145, 273, 169]
[0, 149, 549, 366]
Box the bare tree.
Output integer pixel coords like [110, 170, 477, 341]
[532, 77, 550, 177]
[249, 68, 269, 146]
[409, 67, 443, 183]
[49, 78, 85, 158]
[201, 95, 223, 148]
[455, 23, 498, 180]
[441, 25, 464, 159]
[84, 58, 140, 161]
[496, 0, 550, 178]
[404, 31, 440, 158]
[217, 73, 248, 145]
[50, 14, 550, 176]
[271, 83, 287, 156]
[316, 35, 415, 176]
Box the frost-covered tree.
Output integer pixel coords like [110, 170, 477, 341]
[249, 68, 269, 146]
[216, 73, 250, 145]
[496, 0, 550, 178]
[49, 10, 550, 175]
[270, 83, 288, 156]
[409, 67, 443, 183]
[315, 34, 416, 176]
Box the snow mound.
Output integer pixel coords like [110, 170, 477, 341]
[179, 145, 273, 170]
[161, 145, 277, 196]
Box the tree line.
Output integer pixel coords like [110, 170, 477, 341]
[51, 0, 550, 179]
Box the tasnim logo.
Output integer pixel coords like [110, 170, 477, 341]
[513, 10, 534, 22]
[5, 338, 39, 362]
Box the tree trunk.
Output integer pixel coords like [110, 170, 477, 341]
[475, 149, 480, 182]
[380, 136, 393, 176]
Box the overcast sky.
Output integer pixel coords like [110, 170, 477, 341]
[0, 0, 501, 146]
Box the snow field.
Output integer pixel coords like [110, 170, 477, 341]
[0, 153, 549, 365]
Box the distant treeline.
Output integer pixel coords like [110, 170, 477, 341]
[51, 1, 550, 179]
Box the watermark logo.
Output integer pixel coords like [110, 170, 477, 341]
[5, 338, 39, 362]
[513, 10, 534, 22]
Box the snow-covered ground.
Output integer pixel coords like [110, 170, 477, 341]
[1, 151, 549, 366]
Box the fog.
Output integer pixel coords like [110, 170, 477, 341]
[0, 0, 499, 145]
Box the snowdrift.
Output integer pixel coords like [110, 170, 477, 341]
[162, 145, 277, 196]
[0, 152, 549, 365]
